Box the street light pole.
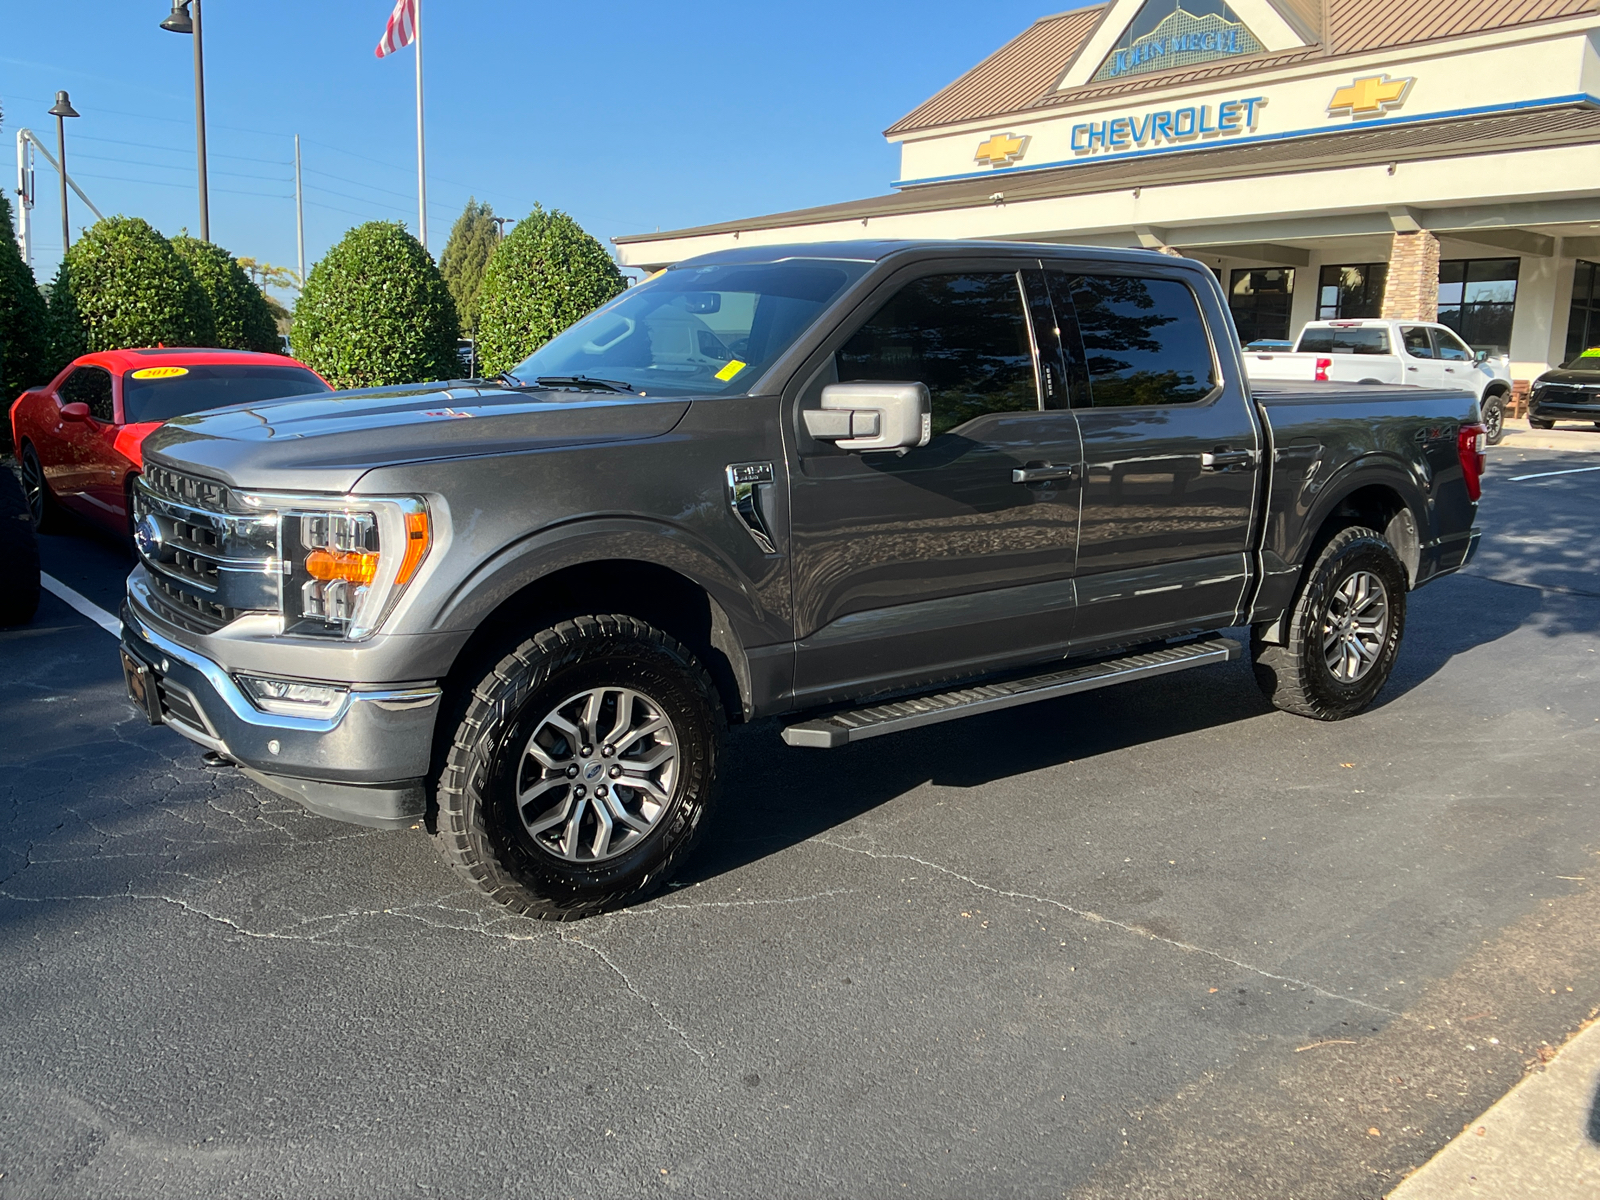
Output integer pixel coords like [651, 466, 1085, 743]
[294, 134, 305, 289]
[47, 91, 79, 254]
[160, 0, 209, 241]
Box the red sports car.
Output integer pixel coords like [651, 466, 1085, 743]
[10, 347, 331, 537]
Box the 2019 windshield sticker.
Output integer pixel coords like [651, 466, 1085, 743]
[715, 360, 747, 382]
[130, 366, 189, 380]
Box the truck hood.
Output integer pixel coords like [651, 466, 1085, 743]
[1536, 367, 1600, 386]
[141, 381, 693, 493]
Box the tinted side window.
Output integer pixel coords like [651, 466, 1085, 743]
[836, 272, 1038, 438]
[62, 367, 115, 422]
[1296, 327, 1390, 355]
[1401, 326, 1434, 358]
[1433, 328, 1472, 361]
[1053, 274, 1216, 407]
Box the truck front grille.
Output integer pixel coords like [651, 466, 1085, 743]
[133, 468, 280, 634]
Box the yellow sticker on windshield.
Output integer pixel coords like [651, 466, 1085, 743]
[130, 366, 189, 379]
[715, 359, 746, 382]
[1581, 347, 1600, 358]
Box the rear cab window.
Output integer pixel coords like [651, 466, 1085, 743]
[1050, 273, 1217, 407]
[1295, 326, 1390, 355]
[123, 363, 330, 423]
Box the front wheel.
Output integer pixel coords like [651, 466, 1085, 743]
[1481, 394, 1506, 445]
[1252, 526, 1408, 720]
[435, 614, 726, 919]
[1529, 415, 1554, 430]
[19, 444, 64, 534]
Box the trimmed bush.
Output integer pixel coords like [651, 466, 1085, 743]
[171, 236, 280, 353]
[49, 216, 216, 353]
[0, 193, 53, 411]
[291, 222, 460, 389]
[476, 206, 625, 376]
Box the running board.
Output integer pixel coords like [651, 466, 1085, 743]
[781, 637, 1242, 749]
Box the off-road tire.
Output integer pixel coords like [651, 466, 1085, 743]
[1481, 393, 1506, 445]
[19, 443, 64, 534]
[435, 614, 725, 919]
[0, 466, 41, 626]
[1529, 415, 1554, 430]
[1251, 526, 1407, 720]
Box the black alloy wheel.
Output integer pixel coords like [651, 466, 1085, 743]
[1481, 394, 1506, 445]
[19, 444, 62, 534]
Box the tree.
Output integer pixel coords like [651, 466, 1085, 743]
[171, 236, 280, 353]
[290, 221, 459, 389]
[476, 206, 625, 376]
[0, 192, 53, 416]
[48, 216, 216, 355]
[439, 198, 497, 335]
[235, 256, 301, 294]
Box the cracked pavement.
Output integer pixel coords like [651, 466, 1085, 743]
[2, 446, 1599, 1198]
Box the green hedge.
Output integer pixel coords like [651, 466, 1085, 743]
[476, 206, 625, 376]
[0, 193, 52, 413]
[171, 236, 280, 353]
[48, 216, 216, 356]
[291, 222, 460, 389]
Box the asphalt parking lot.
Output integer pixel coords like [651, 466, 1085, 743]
[3, 441, 1599, 1200]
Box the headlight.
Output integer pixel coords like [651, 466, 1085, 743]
[241, 493, 431, 640]
[236, 674, 348, 717]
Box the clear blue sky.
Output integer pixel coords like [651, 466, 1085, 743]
[2, 1, 1073, 297]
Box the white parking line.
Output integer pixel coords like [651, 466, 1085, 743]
[39, 574, 121, 638]
[1507, 464, 1600, 481]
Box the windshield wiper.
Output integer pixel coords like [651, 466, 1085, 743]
[534, 375, 635, 394]
[494, 370, 524, 387]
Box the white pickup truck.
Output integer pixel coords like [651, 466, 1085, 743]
[1244, 319, 1514, 443]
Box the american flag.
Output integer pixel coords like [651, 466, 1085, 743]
[375, 0, 417, 58]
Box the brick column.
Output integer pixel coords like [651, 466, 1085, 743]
[1380, 230, 1440, 321]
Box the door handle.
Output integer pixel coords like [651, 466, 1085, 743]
[1201, 449, 1255, 471]
[1012, 463, 1080, 485]
[1407, 366, 1419, 372]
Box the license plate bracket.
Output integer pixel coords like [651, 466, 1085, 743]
[121, 646, 162, 726]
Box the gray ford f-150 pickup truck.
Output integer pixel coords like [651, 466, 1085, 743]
[120, 241, 1484, 917]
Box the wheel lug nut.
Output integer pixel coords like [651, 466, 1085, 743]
[580, 745, 593, 758]
[566, 765, 580, 778]
[602, 745, 614, 757]
[573, 784, 586, 798]
[596, 785, 608, 798]
[609, 765, 622, 779]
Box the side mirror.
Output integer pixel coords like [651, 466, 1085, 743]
[803, 382, 931, 452]
[1474, 349, 1490, 364]
[59, 402, 91, 422]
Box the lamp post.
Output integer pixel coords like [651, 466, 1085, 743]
[47, 90, 78, 253]
[160, 0, 209, 242]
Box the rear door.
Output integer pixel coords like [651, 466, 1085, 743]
[1045, 263, 1261, 651]
[785, 260, 1085, 706]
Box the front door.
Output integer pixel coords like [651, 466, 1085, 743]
[787, 263, 1084, 707]
[1044, 265, 1261, 651]
[51, 365, 117, 513]
[1400, 324, 1449, 388]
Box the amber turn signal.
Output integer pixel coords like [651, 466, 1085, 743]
[396, 510, 431, 585]
[305, 547, 379, 585]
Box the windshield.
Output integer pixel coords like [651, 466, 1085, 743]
[123, 363, 330, 423]
[509, 258, 870, 396]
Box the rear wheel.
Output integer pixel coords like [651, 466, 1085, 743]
[1481, 393, 1506, 445]
[435, 614, 725, 919]
[1252, 526, 1408, 720]
[19, 444, 64, 534]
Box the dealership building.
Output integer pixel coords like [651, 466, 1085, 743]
[614, 0, 1600, 384]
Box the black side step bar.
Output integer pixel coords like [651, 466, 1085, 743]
[781, 637, 1242, 749]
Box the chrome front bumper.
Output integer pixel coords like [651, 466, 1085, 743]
[120, 604, 441, 829]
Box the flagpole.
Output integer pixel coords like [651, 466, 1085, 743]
[414, 0, 427, 252]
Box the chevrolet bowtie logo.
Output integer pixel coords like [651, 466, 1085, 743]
[1328, 74, 1414, 117]
[975, 132, 1029, 167]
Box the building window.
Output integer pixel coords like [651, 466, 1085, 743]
[1317, 263, 1388, 320]
[1090, 1, 1263, 82]
[1228, 268, 1294, 345]
[1437, 258, 1519, 357]
[1565, 261, 1600, 364]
